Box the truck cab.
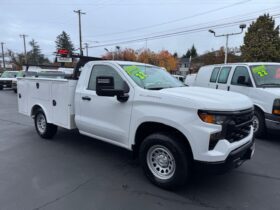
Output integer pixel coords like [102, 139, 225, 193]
[18, 59, 255, 189]
[194, 63, 280, 137]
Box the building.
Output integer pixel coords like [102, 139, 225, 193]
[178, 57, 190, 76]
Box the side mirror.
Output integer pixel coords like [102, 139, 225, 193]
[96, 76, 129, 102]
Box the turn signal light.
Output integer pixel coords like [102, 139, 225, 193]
[198, 113, 215, 124]
[273, 109, 280, 115]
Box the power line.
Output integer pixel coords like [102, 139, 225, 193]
[89, 0, 252, 38]
[93, 8, 280, 45]
[87, 13, 280, 49]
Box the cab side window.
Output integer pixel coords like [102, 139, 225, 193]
[88, 65, 125, 91]
[217, 67, 231, 84]
[231, 66, 252, 86]
[210, 67, 220, 83]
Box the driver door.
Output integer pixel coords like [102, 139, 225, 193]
[77, 64, 134, 147]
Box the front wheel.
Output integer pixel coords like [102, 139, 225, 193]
[252, 109, 266, 138]
[35, 110, 57, 139]
[139, 133, 190, 190]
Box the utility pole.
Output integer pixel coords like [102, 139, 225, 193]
[74, 10, 86, 56]
[209, 24, 246, 64]
[84, 43, 89, 56]
[1, 42, 5, 70]
[20, 34, 28, 64]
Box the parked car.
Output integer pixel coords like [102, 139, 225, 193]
[172, 74, 185, 82]
[193, 63, 280, 137]
[0, 70, 18, 90]
[18, 60, 255, 189]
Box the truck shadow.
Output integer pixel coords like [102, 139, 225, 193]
[258, 130, 280, 143]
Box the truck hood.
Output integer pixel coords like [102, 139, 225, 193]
[159, 87, 253, 111]
[0, 78, 16, 81]
[260, 88, 280, 98]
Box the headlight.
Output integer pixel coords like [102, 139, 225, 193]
[272, 99, 280, 115]
[198, 111, 229, 125]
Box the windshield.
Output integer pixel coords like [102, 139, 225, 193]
[121, 65, 184, 89]
[250, 65, 280, 87]
[1, 71, 17, 78]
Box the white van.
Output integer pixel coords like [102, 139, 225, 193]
[194, 63, 280, 137]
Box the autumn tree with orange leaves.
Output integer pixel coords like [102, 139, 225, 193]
[102, 48, 177, 72]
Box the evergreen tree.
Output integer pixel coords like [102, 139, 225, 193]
[241, 14, 280, 62]
[184, 45, 198, 58]
[55, 31, 75, 53]
[190, 44, 198, 57]
[27, 39, 50, 64]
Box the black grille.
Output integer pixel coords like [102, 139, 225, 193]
[223, 109, 253, 143]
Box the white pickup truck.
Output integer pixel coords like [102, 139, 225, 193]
[18, 59, 255, 189]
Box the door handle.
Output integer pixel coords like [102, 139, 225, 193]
[82, 96, 91, 101]
[216, 84, 218, 89]
[227, 86, 230, 91]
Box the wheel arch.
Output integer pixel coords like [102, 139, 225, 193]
[31, 104, 50, 122]
[133, 121, 193, 160]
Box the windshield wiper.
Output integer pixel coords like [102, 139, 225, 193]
[146, 87, 165, 90]
[259, 83, 280, 87]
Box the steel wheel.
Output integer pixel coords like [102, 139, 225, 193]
[146, 145, 176, 180]
[252, 114, 259, 133]
[36, 113, 47, 134]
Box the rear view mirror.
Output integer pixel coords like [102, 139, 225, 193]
[96, 76, 122, 97]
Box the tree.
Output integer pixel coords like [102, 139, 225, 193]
[27, 39, 50, 65]
[190, 44, 198, 57]
[156, 50, 177, 71]
[55, 31, 75, 53]
[241, 14, 280, 62]
[184, 44, 198, 58]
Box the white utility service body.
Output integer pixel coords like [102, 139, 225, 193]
[193, 63, 280, 136]
[18, 60, 255, 189]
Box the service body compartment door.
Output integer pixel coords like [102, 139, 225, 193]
[51, 80, 77, 129]
[17, 79, 28, 115]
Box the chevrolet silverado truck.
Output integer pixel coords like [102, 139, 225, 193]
[17, 58, 255, 189]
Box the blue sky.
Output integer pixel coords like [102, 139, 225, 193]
[0, 0, 279, 59]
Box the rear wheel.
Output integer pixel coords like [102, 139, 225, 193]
[139, 133, 190, 190]
[253, 109, 266, 138]
[35, 110, 57, 139]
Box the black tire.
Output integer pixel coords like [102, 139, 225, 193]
[139, 133, 190, 190]
[34, 110, 57, 139]
[253, 109, 266, 138]
[0, 85, 3, 90]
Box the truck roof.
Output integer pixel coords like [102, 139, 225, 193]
[90, 60, 155, 67]
[203, 62, 280, 67]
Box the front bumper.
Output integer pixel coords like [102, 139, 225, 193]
[0, 81, 12, 88]
[265, 113, 280, 131]
[195, 138, 255, 172]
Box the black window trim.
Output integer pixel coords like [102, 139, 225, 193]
[210, 67, 221, 83]
[217, 66, 232, 84]
[231, 65, 253, 87]
[87, 64, 129, 91]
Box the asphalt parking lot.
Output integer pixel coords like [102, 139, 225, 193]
[0, 90, 280, 210]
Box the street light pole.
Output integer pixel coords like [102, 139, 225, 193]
[209, 24, 246, 64]
[1, 42, 6, 70]
[104, 48, 115, 60]
[74, 10, 86, 56]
